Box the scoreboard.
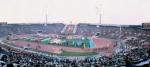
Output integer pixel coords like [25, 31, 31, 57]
[142, 23, 150, 29]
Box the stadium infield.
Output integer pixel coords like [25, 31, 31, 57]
[10, 34, 116, 56]
[18, 36, 92, 48]
[58, 51, 97, 56]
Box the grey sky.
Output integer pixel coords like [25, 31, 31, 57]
[0, 0, 150, 25]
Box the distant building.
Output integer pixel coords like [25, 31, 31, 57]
[142, 23, 150, 29]
[0, 22, 7, 26]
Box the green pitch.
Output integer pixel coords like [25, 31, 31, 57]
[19, 36, 91, 48]
[58, 51, 97, 56]
[17, 36, 97, 56]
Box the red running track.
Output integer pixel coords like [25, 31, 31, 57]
[12, 40, 94, 53]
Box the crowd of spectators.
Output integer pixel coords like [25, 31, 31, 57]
[0, 23, 149, 66]
[0, 42, 149, 67]
[0, 23, 64, 37]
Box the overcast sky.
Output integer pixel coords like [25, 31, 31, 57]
[0, 0, 150, 25]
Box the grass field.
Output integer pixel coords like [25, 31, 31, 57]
[58, 51, 97, 56]
[16, 36, 97, 56]
[19, 36, 91, 48]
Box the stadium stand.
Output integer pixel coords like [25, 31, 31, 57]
[0, 23, 149, 67]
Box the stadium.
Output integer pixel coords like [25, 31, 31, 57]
[0, 22, 150, 67]
[0, 0, 150, 67]
[8, 24, 116, 56]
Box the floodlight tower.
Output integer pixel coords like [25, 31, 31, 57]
[96, 4, 102, 28]
[44, 13, 48, 26]
[44, 2, 48, 27]
[43, 3, 48, 33]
